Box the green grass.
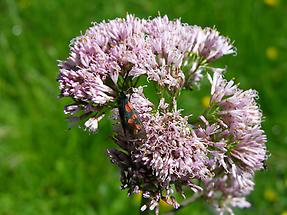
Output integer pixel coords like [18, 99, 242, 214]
[1, 0, 287, 214]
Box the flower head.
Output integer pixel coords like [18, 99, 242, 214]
[206, 70, 267, 171]
[193, 70, 268, 214]
[57, 14, 267, 215]
[57, 15, 236, 132]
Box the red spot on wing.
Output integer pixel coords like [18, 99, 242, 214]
[135, 124, 142, 130]
[131, 114, 137, 119]
[125, 102, 133, 113]
[128, 118, 134, 124]
[128, 117, 142, 131]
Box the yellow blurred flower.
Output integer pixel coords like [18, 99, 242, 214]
[266, 46, 278, 61]
[264, 0, 279, 7]
[19, 0, 31, 9]
[134, 192, 142, 203]
[134, 193, 172, 212]
[202, 96, 210, 108]
[264, 189, 278, 202]
[281, 211, 287, 215]
[160, 199, 172, 211]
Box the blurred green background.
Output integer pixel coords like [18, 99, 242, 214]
[1, 0, 287, 214]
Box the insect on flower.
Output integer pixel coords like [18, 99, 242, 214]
[117, 92, 146, 139]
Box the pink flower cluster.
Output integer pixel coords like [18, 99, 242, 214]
[57, 15, 267, 215]
[195, 70, 267, 213]
[109, 91, 210, 211]
[58, 15, 235, 128]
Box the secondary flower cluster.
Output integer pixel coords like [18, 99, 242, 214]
[57, 15, 267, 214]
[195, 70, 267, 214]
